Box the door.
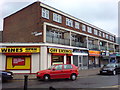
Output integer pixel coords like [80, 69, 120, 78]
[78, 56, 83, 70]
[50, 65, 63, 79]
[66, 56, 71, 64]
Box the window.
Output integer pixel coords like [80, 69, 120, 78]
[102, 33, 105, 38]
[54, 65, 63, 70]
[87, 27, 92, 33]
[64, 65, 73, 69]
[53, 13, 62, 23]
[66, 18, 73, 27]
[94, 29, 98, 35]
[42, 8, 49, 19]
[75, 22, 80, 29]
[99, 31, 101, 37]
[106, 34, 109, 39]
[82, 25, 86, 31]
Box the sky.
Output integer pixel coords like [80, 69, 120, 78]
[0, 0, 119, 36]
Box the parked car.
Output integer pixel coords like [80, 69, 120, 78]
[0, 70, 13, 82]
[99, 63, 120, 75]
[36, 64, 79, 81]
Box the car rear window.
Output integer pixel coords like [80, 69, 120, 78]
[64, 65, 72, 69]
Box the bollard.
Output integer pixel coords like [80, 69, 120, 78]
[24, 75, 28, 90]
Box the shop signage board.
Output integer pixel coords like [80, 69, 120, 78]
[89, 50, 100, 56]
[49, 48, 72, 54]
[0, 47, 40, 53]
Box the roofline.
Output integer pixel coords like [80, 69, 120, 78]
[40, 2, 116, 36]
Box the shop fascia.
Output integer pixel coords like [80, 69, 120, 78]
[72, 49, 88, 56]
[0, 47, 40, 53]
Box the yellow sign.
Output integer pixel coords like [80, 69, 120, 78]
[0, 47, 40, 53]
[6, 57, 30, 70]
[49, 48, 72, 54]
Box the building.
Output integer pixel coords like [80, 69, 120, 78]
[0, 31, 3, 42]
[0, 1, 119, 73]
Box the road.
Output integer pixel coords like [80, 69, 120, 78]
[2, 74, 120, 89]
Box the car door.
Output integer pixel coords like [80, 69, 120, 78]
[62, 64, 73, 78]
[50, 65, 63, 79]
[116, 64, 120, 74]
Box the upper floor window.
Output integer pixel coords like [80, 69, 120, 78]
[106, 34, 109, 39]
[75, 22, 80, 29]
[42, 8, 49, 19]
[87, 27, 92, 33]
[94, 29, 98, 35]
[82, 25, 86, 31]
[66, 18, 73, 27]
[102, 33, 105, 38]
[99, 31, 101, 37]
[53, 13, 62, 23]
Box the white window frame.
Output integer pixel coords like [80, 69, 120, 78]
[53, 13, 62, 23]
[87, 27, 92, 33]
[75, 22, 80, 29]
[42, 8, 49, 19]
[94, 29, 98, 35]
[82, 25, 86, 31]
[99, 31, 101, 37]
[66, 18, 73, 27]
[102, 33, 105, 38]
[106, 34, 109, 39]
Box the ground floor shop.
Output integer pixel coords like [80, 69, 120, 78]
[88, 50, 101, 68]
[73, 49, 88, 70]
[0, 46, 73, 74]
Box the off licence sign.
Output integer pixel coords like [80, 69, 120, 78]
[0, 47, 40, 53]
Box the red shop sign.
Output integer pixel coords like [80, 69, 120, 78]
[12, 58, 25, 67]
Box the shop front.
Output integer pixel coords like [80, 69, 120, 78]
[0, 47, 40, 74]
[73, 49, 88, 70]
[48, 48, 73, 65]
[88, 50, 101, 68]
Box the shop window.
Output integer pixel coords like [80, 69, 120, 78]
[54, 65, 62, 70]
[64, 65, 72, 69]
[52, 56, 64, 65]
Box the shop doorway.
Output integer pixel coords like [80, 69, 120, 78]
[66, 56, 71, 64]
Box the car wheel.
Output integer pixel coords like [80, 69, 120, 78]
[43, 75, 50, 81]
[113, 70, 116, 75]
[71, 74, 77, 81]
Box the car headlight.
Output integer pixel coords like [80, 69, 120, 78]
[37, 73, 40, 75]
[7, 73, 11, 75]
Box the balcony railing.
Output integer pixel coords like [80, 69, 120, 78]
[88, 44, 99, 50]
[71, 41, 87, 48]
[46, 35, 70, 45]
[100, 46, 107, 50]
[108, 47, 114, 51]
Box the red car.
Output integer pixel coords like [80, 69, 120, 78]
[36, 64, 79, 81]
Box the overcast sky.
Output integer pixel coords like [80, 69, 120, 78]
[0, 0, 119, 36]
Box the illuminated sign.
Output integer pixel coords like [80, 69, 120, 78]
[89, 50, 100, 56]
[49, 48, 72, 54]
[0, 47, 40, 53]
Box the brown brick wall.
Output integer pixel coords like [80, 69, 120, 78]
[3, 2, 43, 43]
[0, 31, 3, 42]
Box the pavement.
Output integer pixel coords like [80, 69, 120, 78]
[13, 68, 101, 80]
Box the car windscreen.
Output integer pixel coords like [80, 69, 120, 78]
[48, 65, 56, 70]
[106, 63, 116, 68]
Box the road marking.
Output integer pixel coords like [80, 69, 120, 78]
[101, 85, 120, 88]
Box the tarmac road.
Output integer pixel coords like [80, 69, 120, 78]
[2, 74, 120, 89]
